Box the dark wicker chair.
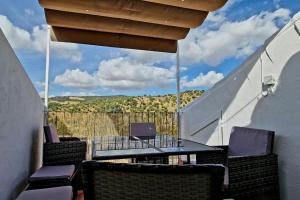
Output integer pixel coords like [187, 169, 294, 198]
[44, 124, 87, 190]
[43, 124, 87, 168]
[82, 161, 225, 200]
[28, 124, 87, 192]
[197, 126, 280, 200]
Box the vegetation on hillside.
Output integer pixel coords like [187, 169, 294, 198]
[48, 90, 204, 113]
[47, 90, 204, 147]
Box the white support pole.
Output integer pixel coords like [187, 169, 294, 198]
[176, 42, 181, 113]
[176, 41, 181, 140]
[44, 25, 51, 124]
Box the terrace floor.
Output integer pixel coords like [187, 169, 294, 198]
[77, 191, 84, 200]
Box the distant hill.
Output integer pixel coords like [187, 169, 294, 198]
[48, 90, 204, 113]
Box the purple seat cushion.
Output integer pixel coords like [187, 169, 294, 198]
[130, 123, 156, 140]
[30, 165, 75, 181]
[17, 186, 73, 200]
[44, 124, 60, 143]
[228, 126, 274, 157]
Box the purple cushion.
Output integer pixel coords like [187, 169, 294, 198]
[130, 123, 156, 139]
[228, 126, 274, 157]
[44, 124, 60, 143]
[17, 186, 72, 200]
[30, 165, 75, 181]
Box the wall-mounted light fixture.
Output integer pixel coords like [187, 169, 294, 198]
[262, 75, 277, 97]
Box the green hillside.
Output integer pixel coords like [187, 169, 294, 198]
[48, 90, 204, 113]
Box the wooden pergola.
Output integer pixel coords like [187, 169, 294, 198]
[39, 0, 227, 52]
[38, 0, 228, 131]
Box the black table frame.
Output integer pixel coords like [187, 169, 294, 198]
[92, 138, 224, 164]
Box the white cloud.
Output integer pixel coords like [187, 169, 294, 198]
[52, 42, 82, 63]
[124, 0, 245, 65]
[125, 49, 173, 65]
[54, 69, 98, 88]
[178, 8, 291, 66]
[0, 15, 81, 63]
[60, 91, 96, 96]
[97, 57, 175, 90]
[182, 71, 224, 88]
[54, 57, 176, 90]
[123, 8, 291, 67]
[0, 15, 31, 49]
[206, 12, 226, 24]
[53, 8, 290, 91]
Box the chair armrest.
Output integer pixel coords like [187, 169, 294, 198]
[59, 137, 81, 141]
[228, 154, 278, 168]
[227, 154, 279, 199]
[43, 141, 87, 167]
[196, 148, 227, 165]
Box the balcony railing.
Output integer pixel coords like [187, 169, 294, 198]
[48, 112, 179, 159]
[48, 112, 178, 138]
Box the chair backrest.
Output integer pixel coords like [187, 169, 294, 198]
[82, 161, 225, 200]
[44, 124, 60, 143]
[228, 126, 275, 156]
[130, 123, 156, 140]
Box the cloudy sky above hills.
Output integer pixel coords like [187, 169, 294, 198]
[0, 0, 299, 96]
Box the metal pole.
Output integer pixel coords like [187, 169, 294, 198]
[44, 25, 51, 124]
[176, 42, 181, 113]
[176, 41, 181, 142]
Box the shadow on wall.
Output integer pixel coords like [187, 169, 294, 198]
[185, 47, 263, 144]
[29, 127, 43, 173]
[248, 51, 300, 200]
[12, 127, 43, 199]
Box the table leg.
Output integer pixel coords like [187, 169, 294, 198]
[187, 154, 191, 164]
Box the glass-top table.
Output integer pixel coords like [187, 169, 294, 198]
[92, 136, 223, 163]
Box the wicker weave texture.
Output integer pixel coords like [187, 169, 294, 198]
[43, 141, 87, 166]
[95, 171, 212, 200]
[82, 162, 225, 200]
[196, 151, 226, 165]
[228, 154, 280, 200]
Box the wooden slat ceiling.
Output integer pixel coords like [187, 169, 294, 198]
[39, 0, 227, 53]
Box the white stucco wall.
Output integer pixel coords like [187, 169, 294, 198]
[181, 12, 300, 199]
[0, 29, 44, 200]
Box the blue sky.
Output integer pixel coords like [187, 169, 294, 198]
[0, 0, 299, 97]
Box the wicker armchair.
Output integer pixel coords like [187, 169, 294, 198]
[28, 124, 87, 192]
[43, 124, 87, 167]
[82, 161, 225, 200]
[43, 139, 87, 167]
[197, 127, 280, 200]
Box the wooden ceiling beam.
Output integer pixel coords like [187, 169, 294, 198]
[51, 27, 178, 53]
[143, 0, 228, 12]
[39, 0, 208, 28]
[45, 9, 189, 40]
